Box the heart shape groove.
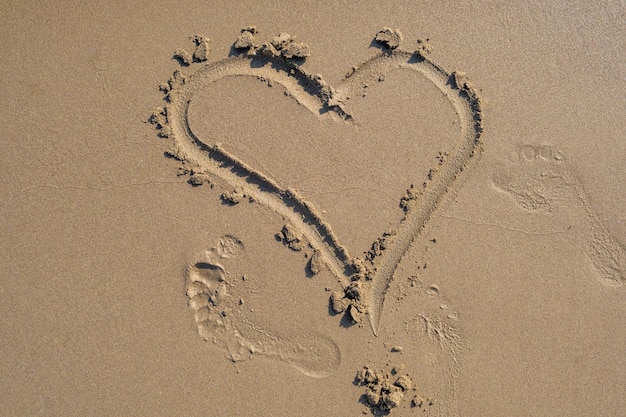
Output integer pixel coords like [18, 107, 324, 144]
[151, 30, 484, 336]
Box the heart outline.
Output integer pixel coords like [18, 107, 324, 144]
[151, 34, 484, 336]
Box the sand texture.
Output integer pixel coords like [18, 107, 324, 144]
[1, 1, 625, 416]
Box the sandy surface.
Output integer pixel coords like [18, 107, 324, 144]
[1, 1, 625, 416]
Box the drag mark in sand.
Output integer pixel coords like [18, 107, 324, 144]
[151, 29, 484, 337]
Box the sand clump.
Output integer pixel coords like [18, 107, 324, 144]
[149, 107, 167, 129]
[173, 35, 210, 65]
[156, 69, 186, 104]
[415, 38, 434, 57]
[275, 223, 306, 251]
[355, 366, 414, 412]
[261, 32, 311, 59]
[307, 250, 324, 275]
[326, 233, 396, 325]
[233, 27, 310, 60]
[272, 33, 311, 59]
[161, 162, 214, 187]
[191, 35, 210, 62]
[375, 27, 404, 49]
[184, 168, 213, 187]
[221, 188, 245, 205]
[365, 230, 397, 262]
[326, 255, 378, 324]
[329, 291, 350, 314]
[233, 26, 259, 50]
[330, 278, 368, 324]
[411, 395, 435, 412]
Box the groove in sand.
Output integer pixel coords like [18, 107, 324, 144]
[154, 45, 483, 336]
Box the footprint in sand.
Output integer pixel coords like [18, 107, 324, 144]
[492, 144, 625, 287]
[399, 277, 466, 417]
[186, 235, 341, 378]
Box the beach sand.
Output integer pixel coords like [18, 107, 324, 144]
[1, 1, 625, 416]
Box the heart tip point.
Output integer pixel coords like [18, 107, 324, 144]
[369, 319, 380, 337]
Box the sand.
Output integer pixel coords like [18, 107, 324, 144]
[1, 1, 625, 416]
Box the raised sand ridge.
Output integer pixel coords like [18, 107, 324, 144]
[151, 28, 484, 338]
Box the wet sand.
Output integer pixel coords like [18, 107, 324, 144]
[1, 1, 625, 416]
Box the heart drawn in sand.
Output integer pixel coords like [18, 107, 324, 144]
[150, 29, 484, 337]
